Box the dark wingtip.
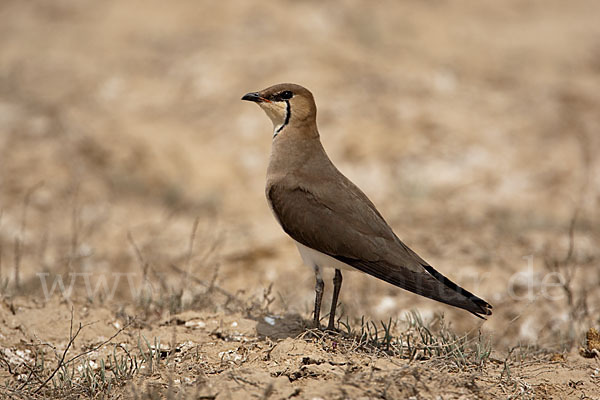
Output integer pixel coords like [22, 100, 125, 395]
[471, 300, 493, 319]
[422, 264, 493, 319]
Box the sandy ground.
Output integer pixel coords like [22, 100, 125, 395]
[1, 0, 599, 398]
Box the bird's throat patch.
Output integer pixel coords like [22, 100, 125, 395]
[258, 99, 291, 138]
[274, 100, 291, 138]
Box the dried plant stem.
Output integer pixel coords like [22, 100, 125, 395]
[128, 231, 149, 281]
[34, 307, 132, 394]
[13, 237, 21, 289]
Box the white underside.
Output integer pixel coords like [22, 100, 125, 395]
[294, 241, 358, 272]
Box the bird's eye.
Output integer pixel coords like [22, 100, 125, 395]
[278, 90, 293, 100]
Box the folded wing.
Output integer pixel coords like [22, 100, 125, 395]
[267, 175, 492, 318]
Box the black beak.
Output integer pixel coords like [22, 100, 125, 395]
[241, 92, 266, 102]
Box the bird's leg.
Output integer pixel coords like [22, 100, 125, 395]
[313, 266, 324, 328]
[327, 269, 343, 331]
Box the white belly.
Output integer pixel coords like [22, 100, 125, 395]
[294, 241, 357, 272]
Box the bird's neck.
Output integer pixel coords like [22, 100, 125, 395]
[267, 124, 329, 178]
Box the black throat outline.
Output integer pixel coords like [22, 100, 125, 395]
[274, 100, 291, 137]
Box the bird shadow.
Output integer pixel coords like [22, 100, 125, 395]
[249, 312, 309, 340]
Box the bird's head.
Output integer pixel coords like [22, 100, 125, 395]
[242, 83, 316, 136]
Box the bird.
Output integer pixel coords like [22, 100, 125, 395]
[242, 83, 492, 331]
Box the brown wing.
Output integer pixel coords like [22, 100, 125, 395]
[267, 174, 492, 318]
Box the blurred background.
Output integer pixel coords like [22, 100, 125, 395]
[1, 0, 599, 349]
